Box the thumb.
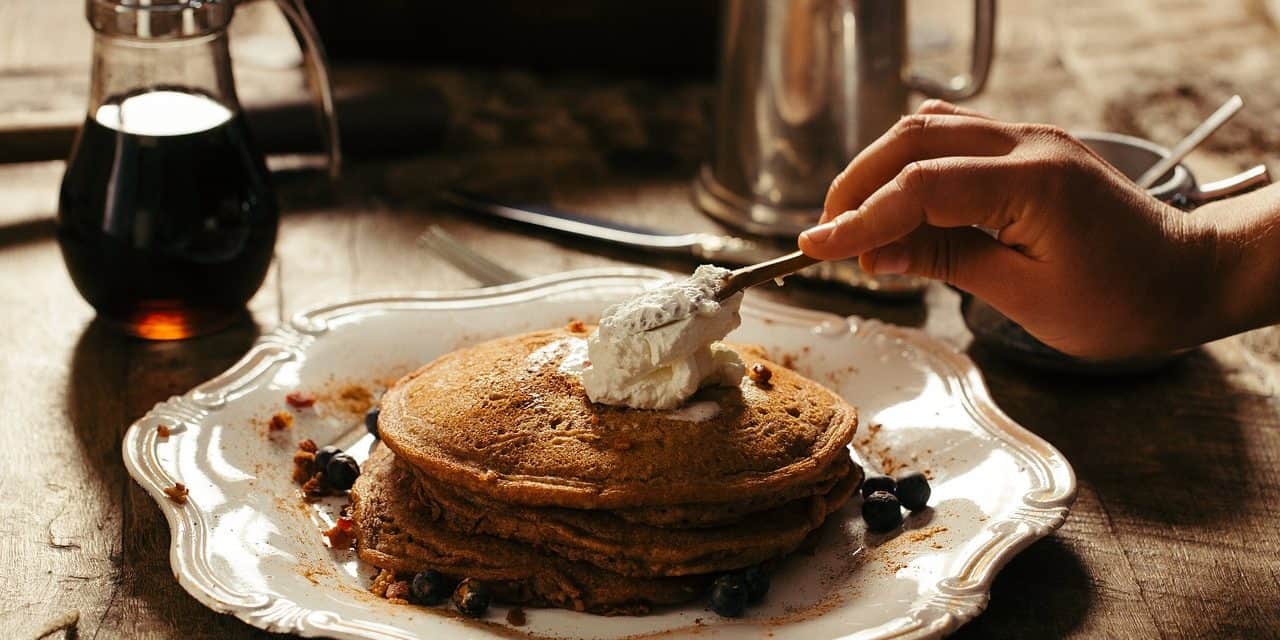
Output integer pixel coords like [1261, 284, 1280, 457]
[860, 226, 1036, 307]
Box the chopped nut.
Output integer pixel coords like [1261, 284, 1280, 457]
[323, 515, 356, 550]
[749, 363, 773, 387]
[301, 472, 334, 501]
[385, 580, 411, 603]
[286, 391, 316, 409]
[156, 424, 171, 438]
[291, 440, 322, 485]
[292, 450, 317, 484]
[369, 569, 396, 597]
[269, 411, 294, 431]
[566, 320, 587, 333]
[163, 483, 189, 504]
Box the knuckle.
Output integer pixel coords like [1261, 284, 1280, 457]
[891, 114, 932, 143]
[895, 160, 933, 194]
[917, 98, 952, 114]
[1038, 124, 1074, 141]
[1020, 123, 1079, 149]
[932, 232, 959, 284]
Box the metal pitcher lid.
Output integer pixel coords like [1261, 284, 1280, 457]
[87, 0, 233, 39]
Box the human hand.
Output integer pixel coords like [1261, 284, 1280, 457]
[798, 100, 1225, 360]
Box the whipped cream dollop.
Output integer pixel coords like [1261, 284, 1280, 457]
[582, 265, 745, 410]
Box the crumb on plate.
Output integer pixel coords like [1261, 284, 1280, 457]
[370, 569, 396, 597]
[286, 391, 317, 409]
[163, 483, 189, 504]
[269, 411, 294, 431]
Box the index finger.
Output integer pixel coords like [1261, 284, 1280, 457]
[821, 114, 1017, 223]
[915, 98, 995, 119]
[802, 155, 1025, 260]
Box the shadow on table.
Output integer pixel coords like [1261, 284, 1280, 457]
[959, 343, 1264, 637]
[951, 535, 1092, 638]
[0, 216, 56, 249]
[66, 315, 284, 638]
[970, 343, 1254, 527]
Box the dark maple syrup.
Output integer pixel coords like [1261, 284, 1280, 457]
[57, 89, 277, 339]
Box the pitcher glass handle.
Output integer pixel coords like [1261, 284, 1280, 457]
[905, 0, 996, 101]
[272, 0, 342, 178]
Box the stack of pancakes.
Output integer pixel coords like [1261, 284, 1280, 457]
[352, 326, 860, 615]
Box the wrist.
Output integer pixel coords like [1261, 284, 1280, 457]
[1190, 195, 1280, 341]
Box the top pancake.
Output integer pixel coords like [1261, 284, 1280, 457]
[378, 327, 858, 509]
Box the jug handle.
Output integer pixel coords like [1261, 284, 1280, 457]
[905, 0, 996, 102]
[272, 0, 342, 178]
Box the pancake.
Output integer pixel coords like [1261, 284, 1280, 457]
[407, 454, 862, 577]
[378, 328, 858, 510]
[352, 445, 711, 615]
[609, 453, 853, 529]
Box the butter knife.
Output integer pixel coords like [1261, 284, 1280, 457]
[439, 190, 926, 298]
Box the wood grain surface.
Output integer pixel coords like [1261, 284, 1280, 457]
[2, 0, 1280, 638]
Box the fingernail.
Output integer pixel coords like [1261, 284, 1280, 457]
[801, 221, 836, 244]
[804, 210, 859, 244]
[871, 244, 910, 274]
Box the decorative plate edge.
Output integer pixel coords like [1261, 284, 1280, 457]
[288, 267, 676, 335]
[121, 268, 1077, 640]
[845, 319, 1077, 637]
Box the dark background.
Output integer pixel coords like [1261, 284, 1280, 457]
[308, 0, 721, 76]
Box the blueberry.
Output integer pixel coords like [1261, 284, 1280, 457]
[861, 474, 896, 500]
[740, 565, 770, 603]
[410, 570, 452, 605]
[451, 578, 491, 617]
[326, 453, 361, 490]
[862, 490, 903, 532]
[708, 573, 748, 617]
[365, 407, 381, 438]
[894, 470, 931, 511]
[314, 445, 341, 472]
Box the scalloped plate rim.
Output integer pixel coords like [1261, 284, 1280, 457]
[122, 267, 1077, 640]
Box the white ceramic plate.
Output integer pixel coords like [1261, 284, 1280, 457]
[122, 268, 1076, 640]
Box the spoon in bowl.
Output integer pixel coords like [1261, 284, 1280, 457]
[1134, 94, 1243, 189]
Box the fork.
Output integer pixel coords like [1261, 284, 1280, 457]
[416, 225, 525, 286]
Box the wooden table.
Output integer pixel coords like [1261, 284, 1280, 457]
[4, 1, 1280, 638]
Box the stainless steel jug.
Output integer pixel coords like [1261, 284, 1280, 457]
[695, 0, 996, 237]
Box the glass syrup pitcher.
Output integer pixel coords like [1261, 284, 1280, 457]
[58, 0, 340, 340]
